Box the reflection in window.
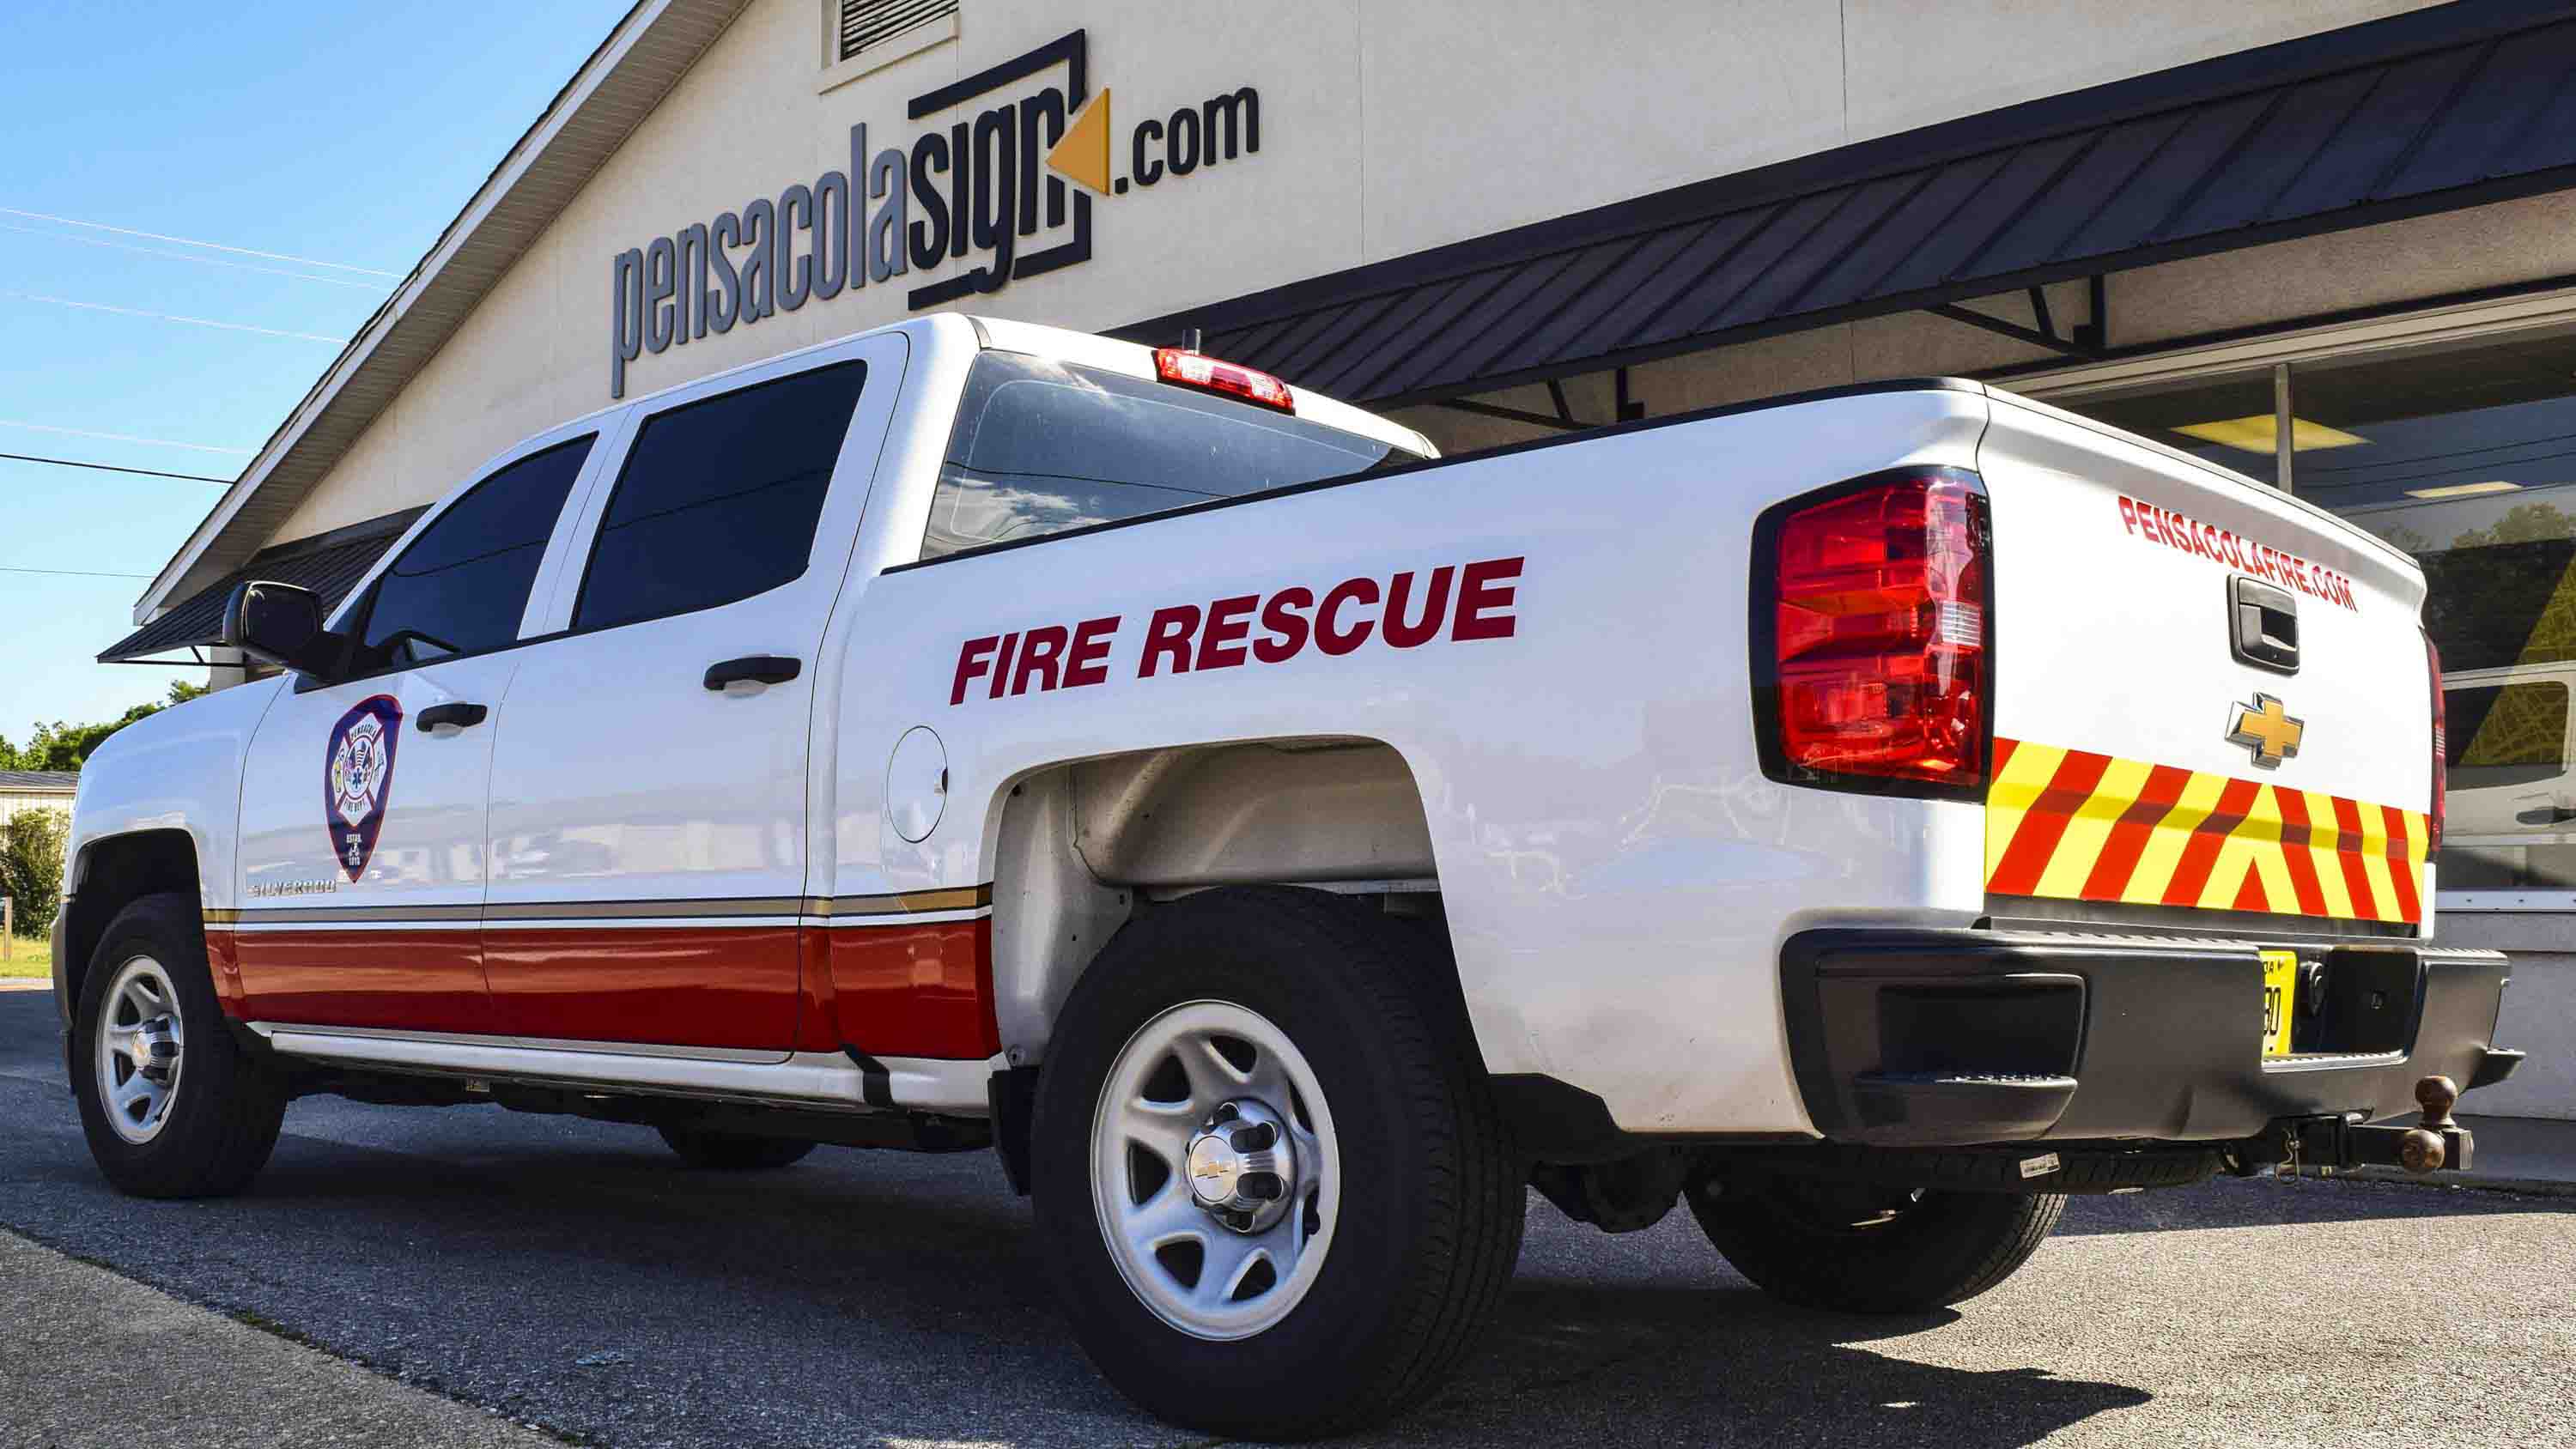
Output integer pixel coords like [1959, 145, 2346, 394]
[920, 352, 1419, 560]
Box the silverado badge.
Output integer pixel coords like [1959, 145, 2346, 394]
[2225, 693, 2303, 770]
[325, 694, 403, 880]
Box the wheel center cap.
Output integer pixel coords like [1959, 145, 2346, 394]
[1187, 1135, 1242, 1205]
[1183, 1099, 1298, 1233]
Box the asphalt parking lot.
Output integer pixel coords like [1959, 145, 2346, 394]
[3, 985, 2572, 1449]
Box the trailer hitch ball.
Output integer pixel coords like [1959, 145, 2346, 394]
[2399, 1074, 2460, 1174]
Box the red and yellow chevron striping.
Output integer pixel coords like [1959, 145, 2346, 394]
[1984, 737, 2428, 924]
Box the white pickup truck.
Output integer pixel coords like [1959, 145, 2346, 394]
[55, 314, 2520, 1439]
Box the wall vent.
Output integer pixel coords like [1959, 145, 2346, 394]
[838, 0, 957, 64]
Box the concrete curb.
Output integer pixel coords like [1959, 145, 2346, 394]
[0, 1228, 565, 1447]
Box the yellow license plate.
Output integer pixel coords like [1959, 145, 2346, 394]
[2261, 949, 2299, 1057]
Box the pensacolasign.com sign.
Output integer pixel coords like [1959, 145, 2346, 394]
[609, 29, 1262, 397]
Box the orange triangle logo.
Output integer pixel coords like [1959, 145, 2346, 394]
[2231, 860, 2269, 912]
[1046, 88, 1114, 195]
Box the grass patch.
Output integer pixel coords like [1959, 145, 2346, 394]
[2, 930, 49, 979]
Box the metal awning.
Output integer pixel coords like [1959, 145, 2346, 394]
[1119, 3, 2576, 409]
[99, 508, 425, 664]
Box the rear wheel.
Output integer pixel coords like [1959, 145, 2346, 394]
[1690, 1175, 2063, 1313]
[655, 1125, 816, 1170]
[71, 893, 286, 1198]
[1030, 886, 1523, 1440]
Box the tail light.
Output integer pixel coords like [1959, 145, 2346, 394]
[2426, 630, 2445, 851]
[1755, 468, 1991, 794]
[1152, 348, 1295, 412]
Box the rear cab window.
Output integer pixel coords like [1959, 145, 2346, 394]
[920, 351, 1424, 560]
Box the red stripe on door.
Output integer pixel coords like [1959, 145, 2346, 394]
[482, 925, 802, 1050]
[231, 928, 492, 1036]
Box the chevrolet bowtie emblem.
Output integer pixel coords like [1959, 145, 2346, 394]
[2227, 694, 2304, 769]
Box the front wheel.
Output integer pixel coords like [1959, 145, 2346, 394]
[1030, 887, 1524, 1440]
[1689, 1175, 2063, 1313]
[71, 893, 286, 1198]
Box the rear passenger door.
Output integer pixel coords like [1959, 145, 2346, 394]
[482, 338, 905, 1051]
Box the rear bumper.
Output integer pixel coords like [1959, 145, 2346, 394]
[1783, 927, 2517, 1146]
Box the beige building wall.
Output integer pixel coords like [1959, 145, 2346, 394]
[268, 0, 2439, 545]
[0, 791, 74, 830]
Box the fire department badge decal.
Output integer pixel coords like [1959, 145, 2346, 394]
[324, 695, 402, 881]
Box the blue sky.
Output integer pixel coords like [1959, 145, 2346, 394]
[0, 0, 635, 749]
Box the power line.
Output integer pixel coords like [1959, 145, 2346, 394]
[0, 221, 386, 291]
[0, 419, 252, 456]
[1, 288, 345, 345]
[0, 206, 402, 278]
[0, 451, 232, 485]
[0, 565, 152, 579]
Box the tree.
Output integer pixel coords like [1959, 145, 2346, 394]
[0, 680, 209, 773]
[2, 806, 68, 937]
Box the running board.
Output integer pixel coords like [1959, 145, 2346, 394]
[249, 1023, 1001, 1115]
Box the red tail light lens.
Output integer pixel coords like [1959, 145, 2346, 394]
[2426, 630, 2445, 851]
[1152, 348, 1296, 411]
[1764, 470, 1990, 790]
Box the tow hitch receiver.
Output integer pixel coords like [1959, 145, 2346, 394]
[2236, 1076, 2475, 1177]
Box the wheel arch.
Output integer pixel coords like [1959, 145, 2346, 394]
[60, 829, 203, 1020]
[981, 735, 1452, 1065]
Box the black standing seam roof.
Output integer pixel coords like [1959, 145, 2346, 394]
[1116, 4, 2576, 409]
[98, 506, 427, 664]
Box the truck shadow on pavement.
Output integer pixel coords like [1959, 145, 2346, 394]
[1406, 1282, 2148, 1446]
[0, 1083, 2155, 1449]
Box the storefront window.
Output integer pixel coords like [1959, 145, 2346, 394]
[2057, 329, 2576, 894]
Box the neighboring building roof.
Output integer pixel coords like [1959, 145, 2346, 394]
[100, 507, 428, 664]
[1120, 3, 2576, 407]
[0, 772, 78, 793]
[133, 0, 754, 627]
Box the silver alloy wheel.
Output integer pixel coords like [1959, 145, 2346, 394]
[1091, 999, 1340, 1341]
[95, 955, 185, 1145]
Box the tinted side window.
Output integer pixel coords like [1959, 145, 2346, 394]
[921, 353, 1417, 559]
[352, 435, 593, 671]
[574, 361, 868, 631]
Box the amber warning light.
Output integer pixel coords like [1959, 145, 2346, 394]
[1153, 348, 1296, 412]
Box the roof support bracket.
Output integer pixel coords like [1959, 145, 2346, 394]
[1929, 275, 2109, 360]
[1437, 365, 1649, 434]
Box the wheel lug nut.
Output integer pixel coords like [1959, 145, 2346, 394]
[1230, 1123, 1276, 1152]
[1239, 1171, 1282, 1201]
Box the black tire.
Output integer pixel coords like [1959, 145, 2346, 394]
[71, 892, 286, 1198]
[1030, 886, 1524, 1441]
[655, 1125, 816, 1169]
[1690, 1176, 2063, 1313]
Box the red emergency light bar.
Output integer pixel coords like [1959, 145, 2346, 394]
[1153, 348, 1296, 412]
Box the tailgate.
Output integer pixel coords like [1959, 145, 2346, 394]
[1974, 391, 2433, 930]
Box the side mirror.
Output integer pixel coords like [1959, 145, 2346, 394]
[221, 581, 343, 678]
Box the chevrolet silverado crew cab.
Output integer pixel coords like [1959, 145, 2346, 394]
[56, 314, 2520, 1440]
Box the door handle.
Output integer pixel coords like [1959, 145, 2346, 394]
[416, 701, 488, 733]
[703, 655, 803, 691]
